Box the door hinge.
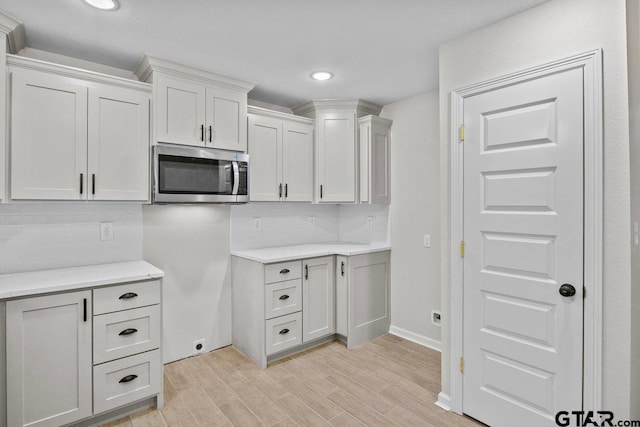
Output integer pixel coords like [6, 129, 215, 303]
[460, 241, 465, 257]
[459, 356, 464, 373]
[459, 125, 465, 142]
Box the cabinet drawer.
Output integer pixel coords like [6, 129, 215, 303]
[265, 312, 302, 355]
[93, 305, 161, 364]
[265, 279, 302, 320]
[93, 349, 162, 415]
[93, 280, 160, 315]
[265, 261, 301, 284]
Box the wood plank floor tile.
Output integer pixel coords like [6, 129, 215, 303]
[327, 389, 397, 427]
[107, 335, 484, 427]
[277, 375, 343, 420]
[218, 398, 262, 427]
[273, 393, 332, 427]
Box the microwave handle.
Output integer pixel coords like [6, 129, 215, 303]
[232, 161, 240, 195]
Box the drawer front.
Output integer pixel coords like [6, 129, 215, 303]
[265, 261, 301, 284]
[93, 349, 162, 415]
[94, 280, 160, 315]
[265, 279, 301, 320]
[94, 305, 161, 364]
[265, 311, 302, 355]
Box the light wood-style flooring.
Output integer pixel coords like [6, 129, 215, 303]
[103, 335, 483, 426]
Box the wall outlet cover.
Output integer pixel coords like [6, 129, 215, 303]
[193, 338, 206, 355]
[431, 310, 442, 327]
[100, 222, 114, 241]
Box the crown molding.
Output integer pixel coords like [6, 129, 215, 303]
[291, 99, 383, 118]
[134, 55, 255, 93]
[248, 105, 314, 124]
[0, 10, 25, 53]
[357, 114, 393, 127]
[7, 54, 152, 92]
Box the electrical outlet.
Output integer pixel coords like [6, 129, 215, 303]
[193, 338, 206, 355]
[634, 222, 639, 246]
[431, 310, 442, 327]
[423, 234, 431, 248]
[367, 216, 374, 229]
[254, 218, 261, 231]
[100, 222, 113, 241]
[308, 216, 316, 227]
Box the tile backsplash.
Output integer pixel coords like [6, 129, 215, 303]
[0, 202, 143, 274]
[230, 202, 389, 251]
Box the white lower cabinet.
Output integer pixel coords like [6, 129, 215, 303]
[232, 249, 390, 368]
[6, 291, 92, 427]
[337, 251, 391, 349]
[302, 256, 335, 342]
[4, 279, 162, 427]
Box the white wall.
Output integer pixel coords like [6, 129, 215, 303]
[439, 0, 632, 416]
[625, 0, 640, 418]
[0, 202, 142, 274]
[143, 205, 232, 363]
[380, 90, 441, 349]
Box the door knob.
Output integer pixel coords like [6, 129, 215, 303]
[559, 283, 576, 297]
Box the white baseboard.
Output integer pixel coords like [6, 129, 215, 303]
[435, 392, 452, 411]
[389, 325, 442, 352]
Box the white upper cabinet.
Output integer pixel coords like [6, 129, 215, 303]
[88, 86, 150, 201]
[292, 100, 389, 204]
[248, 107, 313, 202]
[135, 56, 254, 152]
[9, 56, 151, 202]
[358, 116, 392, 204]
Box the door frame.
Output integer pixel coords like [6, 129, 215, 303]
[448, 50, 603, 414]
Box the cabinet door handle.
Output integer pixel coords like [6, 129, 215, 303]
[341, 262, 345, 276]
[119, 374, 138, 384]
[92, 174, 96, 195]
[279, 268, 290, 274]
[201, 124, 205, 141]
[279, 328, 290, 335]
[320, 185, 323, 199]
[83, 298, 87, 322]
[305, 265, 308, 280]
[119, 328, 138, 336]
[285, 183, 288, 198]
[119, 292, 138, 300]
[278, 295, 290, 300]
[80, 173, 84, 195]
[208, 125, 212, 142]
[279, 183, 283, 198]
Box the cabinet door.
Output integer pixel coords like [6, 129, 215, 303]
[88, 86, 150, 201]
[302, 256, 335, 342]
[335, 256, 348, 336]
[282, 121, 313, 202]
[248, 114, 282, 201]
[11, 69, 88, 200]
[6, 291, 92, 427]
[347, 251, 390, 349]
[316, 112, 356, 202]
[205, 86, 247, 151]
[155, 75, 206, 146]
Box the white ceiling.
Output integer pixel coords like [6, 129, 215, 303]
[0, 0, 549, 108]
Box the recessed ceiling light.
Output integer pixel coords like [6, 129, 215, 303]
[83, 0, 119, 10]
[310, 71, 334, 81]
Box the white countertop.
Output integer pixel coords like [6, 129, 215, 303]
[0, 260, 164, 300]
[230, 243, 391, 263]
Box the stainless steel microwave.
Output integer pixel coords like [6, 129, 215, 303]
[152, 143, 249, 204]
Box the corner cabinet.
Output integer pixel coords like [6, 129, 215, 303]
[8, 56, 151, 201]
[134, 56, 254, 152]
[248, 107, 314, 202]
[292, 100, 391, 204]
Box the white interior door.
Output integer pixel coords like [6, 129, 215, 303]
[463, 67, 584, 426]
